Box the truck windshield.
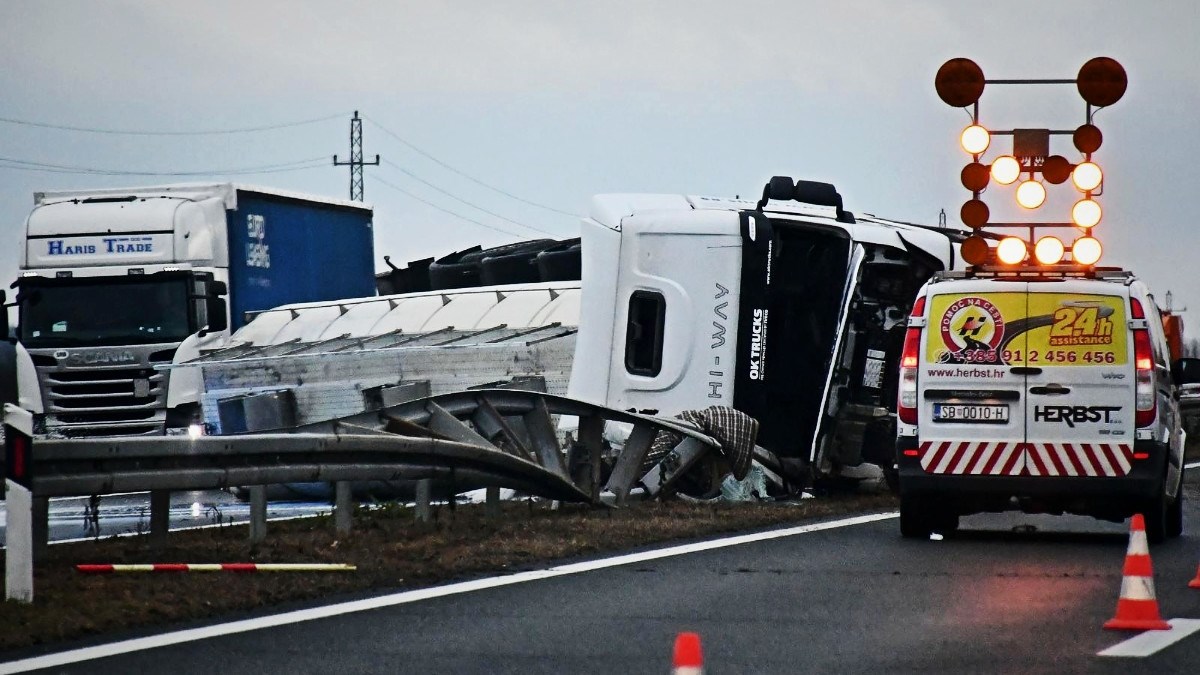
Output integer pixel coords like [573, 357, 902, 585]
[18, 276, 194, 348]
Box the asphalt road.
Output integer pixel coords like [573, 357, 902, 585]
[11, 476, 1200, 674]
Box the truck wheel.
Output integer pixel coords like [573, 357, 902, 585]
[900, 494, 934, 539]
[1167, 485, 1184, 539]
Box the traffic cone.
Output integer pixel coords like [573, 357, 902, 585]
[1189, 560, 1200, 589]
[672, 632, 703, 675]
[1103, 514, 1171, 631]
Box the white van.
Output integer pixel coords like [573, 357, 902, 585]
[895, 268, 1186, 542]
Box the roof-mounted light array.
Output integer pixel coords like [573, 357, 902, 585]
[936, 57, 1127, 268]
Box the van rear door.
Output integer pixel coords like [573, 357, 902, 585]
[1022, 284, 1134, 476]
[920, 279, 1028, 475]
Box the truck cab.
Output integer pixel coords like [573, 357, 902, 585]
[569, 177, 960, 481]
[11, 184, 374, 438]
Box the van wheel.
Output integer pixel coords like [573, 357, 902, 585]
[900, 494, 934, 539]
[936, 512, 960, 534]
[1167, 486, 1184, 539]
[883, 467, 900, 494]
[1143, 490, 1169, 545]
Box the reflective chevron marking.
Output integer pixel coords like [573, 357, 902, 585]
[918, 442, 1134, 476]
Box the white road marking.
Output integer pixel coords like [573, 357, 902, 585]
[0, 511, 897, 674]
[1097, 619, 1200, 657]
[1184, 460, 1200, 471]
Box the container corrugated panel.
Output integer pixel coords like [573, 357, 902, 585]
[226, 190, 374, 331]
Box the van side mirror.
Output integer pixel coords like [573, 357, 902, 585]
[1171, 357, 1200, 386]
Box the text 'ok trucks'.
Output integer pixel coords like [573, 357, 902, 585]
[896, 268, 1190, 542]
[8, 183, 375, 438]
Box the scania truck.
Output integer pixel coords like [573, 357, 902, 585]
[8, 183, 375, 438]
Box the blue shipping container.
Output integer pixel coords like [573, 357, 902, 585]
[226, 190, 375, 329]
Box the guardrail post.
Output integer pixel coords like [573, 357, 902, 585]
[485, 486, 500, 519]
[334, 481, 352, 534]
[6, 480, 34, 603]
[149, 490, 170, 548]
[415, 479, 432, 523]
[249, 485, 267, 543]
[5, 404, 35, 603]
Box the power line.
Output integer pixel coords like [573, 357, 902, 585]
[0, 112, 348, 136]
[371, 174, 530, 239]
[363, 116, 583, 219]
[0, 155, 329, 176]
[379, 159, 559, 237]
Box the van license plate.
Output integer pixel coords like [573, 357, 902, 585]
[933, 404, 1009, 423]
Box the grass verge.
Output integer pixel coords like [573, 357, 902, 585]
[0, 493, 898, 654]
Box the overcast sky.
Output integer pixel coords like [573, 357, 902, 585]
[2, 1, 1198, 330]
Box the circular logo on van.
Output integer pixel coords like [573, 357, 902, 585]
[939, 296, 1005, 358]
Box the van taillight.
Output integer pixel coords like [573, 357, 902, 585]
[911, 295, 927, 318]
[1133, 327, 1155, 427]
[1129, 297, 1145, 320]
[898, 296, 925, 425]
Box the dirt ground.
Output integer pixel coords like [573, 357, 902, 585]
[0, 493, 898, 654]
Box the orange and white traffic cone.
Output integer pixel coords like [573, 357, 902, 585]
[672, 632, 703, 675]
[1103, 513, 1171, 631]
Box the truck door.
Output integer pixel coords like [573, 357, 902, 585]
[606, 211, 743, 414]
[919, 281, 1028, 476]
[809, 243, 864, 464]
[1022, 286, 1133, 476]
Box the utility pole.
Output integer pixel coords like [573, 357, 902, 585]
[333, 111, 379, 201]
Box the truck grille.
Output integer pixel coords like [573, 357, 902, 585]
[39, 365, 167, 437]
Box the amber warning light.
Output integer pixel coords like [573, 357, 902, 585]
[936, 57, 1127, 269]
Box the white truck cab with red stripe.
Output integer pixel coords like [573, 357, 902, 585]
[896, 268, 1186, 542]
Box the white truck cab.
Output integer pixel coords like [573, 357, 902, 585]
[896, 267, 1186, 541]
[570, 177, 961, 483]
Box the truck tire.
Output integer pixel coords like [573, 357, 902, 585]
[536, 239, 582, 281]
[900, 494, 934, 538]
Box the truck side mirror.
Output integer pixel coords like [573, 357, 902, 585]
[205, 296, 228, 333]
[197, 280, 228, 336]
[1171, 357, 1200, 385]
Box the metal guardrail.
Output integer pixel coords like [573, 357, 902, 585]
[3, 392, 726, 603]
[22, 432, 589, 501]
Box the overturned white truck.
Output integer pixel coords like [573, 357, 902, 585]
[185, 178, 961, 490]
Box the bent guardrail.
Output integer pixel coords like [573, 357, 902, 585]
[3, 392, 729, 602]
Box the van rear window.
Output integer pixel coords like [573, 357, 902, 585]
[925, 292, 1127, 367]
